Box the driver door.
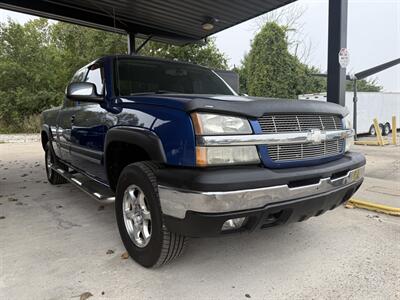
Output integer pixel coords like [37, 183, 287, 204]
[56, 68, 88, 164]
[70, 62, 108, 181]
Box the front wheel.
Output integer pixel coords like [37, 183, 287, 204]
[115, 162, 187, 268]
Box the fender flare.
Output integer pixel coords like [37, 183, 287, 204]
[104, 126, 167, 164]
[41, 124, 52, 150]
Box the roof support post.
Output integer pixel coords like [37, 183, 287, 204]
[127, 32, 136, 54]
[327, 0, 348, 106]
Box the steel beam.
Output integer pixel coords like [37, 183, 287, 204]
[327, 0, 348, 106]
[127, 33, 136, 55]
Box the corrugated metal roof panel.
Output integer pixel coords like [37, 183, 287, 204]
[0, 0, 297, 44]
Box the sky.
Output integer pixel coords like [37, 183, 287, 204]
[1, 0, 399, 92]
[214, 0, 400, 92]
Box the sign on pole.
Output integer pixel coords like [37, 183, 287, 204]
[338, 48, 349, 68]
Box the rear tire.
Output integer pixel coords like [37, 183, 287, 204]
[115, 161, 187, 268]
[45, 142, 67, 185]
[383, 123, 391, 136]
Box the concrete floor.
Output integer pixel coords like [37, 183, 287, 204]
[0, 142, 399, 300]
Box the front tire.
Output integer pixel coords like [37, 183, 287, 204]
[115, 162, 187, 268]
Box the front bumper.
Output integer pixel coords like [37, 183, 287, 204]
[163, 180, 362, 237]
[156, 151, 365, 237]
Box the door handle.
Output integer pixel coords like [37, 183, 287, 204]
[70, 115, 75, 124]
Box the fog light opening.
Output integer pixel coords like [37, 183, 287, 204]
[221, 217, 247, 231]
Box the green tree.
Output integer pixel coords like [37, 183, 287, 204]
[240, 22, 380, 98]
[346, 79, 381, 92]
[0, 19, 61, 132]
[0, 19, 229, 133]
[49, 23, 228, 80]
[49, 22, 127, 87]
[140, 38, 228, 70]
[241, 22, 325, 98]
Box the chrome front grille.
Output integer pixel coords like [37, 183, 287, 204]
[267, 139, 344, 161]
[258, 114, 343, 133]
[257, 114, 344, 162]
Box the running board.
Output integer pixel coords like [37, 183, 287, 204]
[51, 165, 115, 204]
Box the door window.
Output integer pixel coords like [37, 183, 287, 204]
[85, 63, 104, 95]
[64, 68, 89, 108]
[71, 68, 88, 83]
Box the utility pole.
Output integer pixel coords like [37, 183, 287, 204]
[327, 0, 348, 106]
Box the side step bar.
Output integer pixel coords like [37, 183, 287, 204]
[51, 165, 115, 204]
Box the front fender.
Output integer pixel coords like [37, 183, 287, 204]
[104, 126, 167, 163]
[41, 124, 52, 150]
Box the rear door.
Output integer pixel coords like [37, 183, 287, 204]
[70, 62, 108, 181]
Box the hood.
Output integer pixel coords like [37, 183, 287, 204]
[120, 94, 348, 118]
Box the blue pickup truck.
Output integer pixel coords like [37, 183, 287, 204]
[41, 55, 365, 267]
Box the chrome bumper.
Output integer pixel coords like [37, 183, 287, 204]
[158, 165, 364, 219]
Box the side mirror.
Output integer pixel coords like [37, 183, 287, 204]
[66, 82, 103, 103]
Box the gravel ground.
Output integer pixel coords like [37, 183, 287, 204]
[0, 142, 399, 300]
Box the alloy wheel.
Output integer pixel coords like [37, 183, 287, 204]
[122, 184, 152, 248]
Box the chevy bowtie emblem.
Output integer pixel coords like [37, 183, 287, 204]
[308, 129, 326, 144]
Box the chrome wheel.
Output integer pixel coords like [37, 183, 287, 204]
[122, 184, 152, 248]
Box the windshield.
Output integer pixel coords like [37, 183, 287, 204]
[114, 58, 235, 96]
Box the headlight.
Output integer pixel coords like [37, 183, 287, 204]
[196, 146, 260, 166]
[191, 112, 259, 166]
[343, 115, 354, 152]
[191, 112, 252, 135]
[343, 114, 352, 130]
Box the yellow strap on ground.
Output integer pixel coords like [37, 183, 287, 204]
[355, 140, 378, 146]
[392, 116, 397, 145]
[354, 140, 389, 146]
[347, 198, 400, 216]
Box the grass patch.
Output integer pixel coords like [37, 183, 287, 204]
[0, 114, 41, 134]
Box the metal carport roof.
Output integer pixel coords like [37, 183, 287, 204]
[0, 0, 352, 106]
[0, 0, 297, 44]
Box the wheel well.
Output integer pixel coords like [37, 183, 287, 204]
[41, 131, 49, 150]
[106, 141, 151, 191]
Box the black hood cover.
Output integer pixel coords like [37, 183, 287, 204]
[180, 95, 349, 118]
